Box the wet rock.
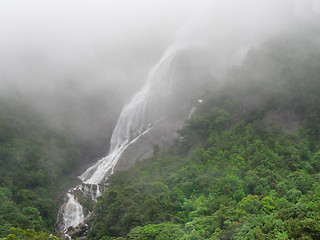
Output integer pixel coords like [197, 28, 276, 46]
[78, 222, 88, 230]
[68, 226, 75, 232]
[55, 207, 66, 232]
[115, 116, 186, 172]
[71, 229, 86, 239]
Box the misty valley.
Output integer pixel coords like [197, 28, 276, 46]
[1, 1, 320, 240]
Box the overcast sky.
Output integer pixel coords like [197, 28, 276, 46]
[1, 0, 319, 96]
[0, 0, 207, 96]
[0, 0, 319, 141]
[0, 0, 209, 140]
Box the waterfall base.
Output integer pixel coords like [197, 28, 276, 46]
[55, 183, 103, 237]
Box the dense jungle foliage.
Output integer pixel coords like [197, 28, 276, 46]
[0, 99, 80, 238]
[1, 22, 320, 240]
[89, 27, 320, 239]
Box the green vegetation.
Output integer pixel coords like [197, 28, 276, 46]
[0, 100, 80, 237]
[0, 227, 59, 240]
[1, 19, 320, 240]
[89, 27, 320, 239]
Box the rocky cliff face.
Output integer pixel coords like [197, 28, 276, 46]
[56, 1, 320, 233]
[114, 48, 212, 172]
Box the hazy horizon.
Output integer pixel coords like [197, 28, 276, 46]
[1, 0, 319, 141]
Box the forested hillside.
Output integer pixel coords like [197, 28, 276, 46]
[0, 99, 80, 238]
[88, 26, 320, 240]
[1, 16, 320, 240]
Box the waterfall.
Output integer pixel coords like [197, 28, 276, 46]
[62, 194, 84, 229]
[56, 38, 258, 232]
[56, 8, 258, 234]
[56, 0, 320, 233]
[79, 42, 199, 186]
[56, 192, 84, 233]
[56, 42, 202, 232]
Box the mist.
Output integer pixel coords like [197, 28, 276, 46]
[0, 0, 203, 144]
[0, 0, 201, 94]
[0, 0, 319, 151]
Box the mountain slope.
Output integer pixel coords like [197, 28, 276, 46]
[0, 99, 80, 237]
[88, 26, 320, 240]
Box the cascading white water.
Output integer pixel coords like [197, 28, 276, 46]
[58, 38, 259, 232]
[56, 12, 262, 235]
[61, 193, 85, 231]
[79, 42, 200, 186]
[57, 42, 202, 232]
[57, 0, 320, 233]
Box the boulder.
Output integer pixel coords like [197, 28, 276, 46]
[78, 222, 88, 230]
[71, 229, 86, 239]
